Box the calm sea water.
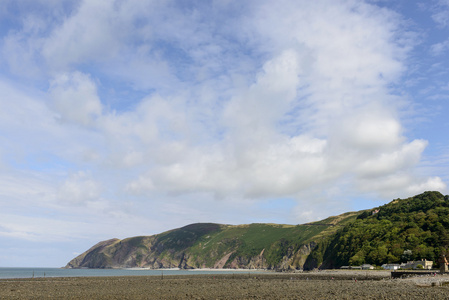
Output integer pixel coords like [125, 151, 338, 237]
[0, 268, 264, 279]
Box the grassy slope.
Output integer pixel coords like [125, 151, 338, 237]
[66, 211, 360, 269]
[143, 211, 360, 269]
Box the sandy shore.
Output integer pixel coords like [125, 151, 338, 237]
[1, 271, 449, 299]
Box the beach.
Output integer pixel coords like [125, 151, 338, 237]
[1, 271, 449, 299]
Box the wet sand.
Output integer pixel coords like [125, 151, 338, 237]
[1, 271, 449, 299]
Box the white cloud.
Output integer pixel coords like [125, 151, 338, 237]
[406, 176, 447, 195]
[431, 0, 449, 27]
[329, 106, 403, 151]
[48, 72, 102, 126]
[0, 172, 53, 208]
[356, 173, 447, 199]
[57, 171, 102, 205]
[118, 1, 437, 205]
[1, 15, 45, 78]
[355, 140, 428, 178]
[430, 39, 449, 55]
[41, 1, 122, 70]
[223, 50, 300, 141]
[0, 214, 82, 241]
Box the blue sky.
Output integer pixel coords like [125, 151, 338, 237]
[0, 0, 448, 267]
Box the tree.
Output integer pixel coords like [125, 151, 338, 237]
[401, 249, 413, 262]
[349, 250, 365, 266]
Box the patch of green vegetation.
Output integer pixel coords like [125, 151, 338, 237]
[315, 191, 449, 268]
[135, 252, 143, 265]
[156, 223, 222, 252]
[186, 216, 359, 268]
[122, 236, 149, 250]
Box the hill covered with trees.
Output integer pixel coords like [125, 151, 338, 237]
[308, 191, 449, 268]
[67, 191, 449, 270]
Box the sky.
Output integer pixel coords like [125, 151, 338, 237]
[0, 0, 448, 267]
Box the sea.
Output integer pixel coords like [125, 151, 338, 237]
[0, 268, 265, 279]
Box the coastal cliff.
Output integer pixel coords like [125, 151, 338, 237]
[67, 192, 449, 270]
[66, 213, 358, 270]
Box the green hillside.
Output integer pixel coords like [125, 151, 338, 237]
[66, 191, 449, 270]
[310, 191, 449, 268]
[66, 212, 359, 270]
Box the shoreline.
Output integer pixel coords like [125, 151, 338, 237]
[185, 268, 268, 272]
[2, 272, 449, 299]
[123, 267, 265, 271]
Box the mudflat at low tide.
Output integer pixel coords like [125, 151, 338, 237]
[1, 272, 449, 299]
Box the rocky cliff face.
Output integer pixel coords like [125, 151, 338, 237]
[66, 238, 120, 269]
[65, 220, 353, 270]
[66, 239, 319, 270]
[276, 242, 317, 270]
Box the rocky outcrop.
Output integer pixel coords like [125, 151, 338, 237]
[292, 242, 317, 270]
[66, 212, 360, 270]
[65, 238, 120, 269]
[66, 230, 324, 270]
[214, 252, 235, 269]
[67, 237, 325, 270]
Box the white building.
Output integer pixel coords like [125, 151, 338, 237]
[381, 264, 400, 270]
[400, 259, 433, 270]
[361, 264, 374, 270]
